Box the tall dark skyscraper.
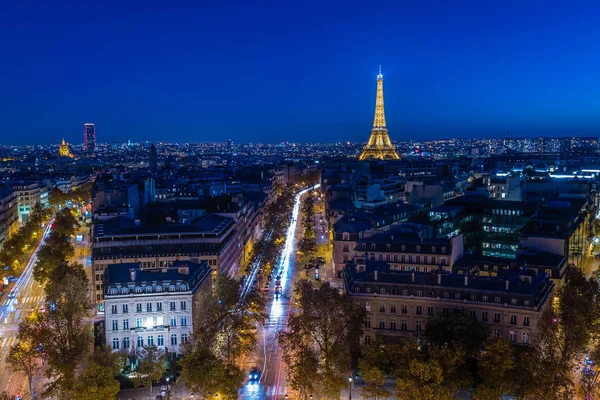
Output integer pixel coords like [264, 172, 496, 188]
[84, 123, 96, 152]
[149, 143, 158, 171]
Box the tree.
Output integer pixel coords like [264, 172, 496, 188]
[357, 343, 391, 400]
[180, 345, 244, 399]
[474, 339, 517, 400]
[396, 358, 453, 400]
[34, 234, 75, 283]
[24, 263, 92, 398]
[70, 346, 122, 400]
[524, 266, 600, 399]
[131, 346, 167, 400]
[6, 340, 41, 399]
[280, 280, 365, 398]
[425, 309, 489, 354]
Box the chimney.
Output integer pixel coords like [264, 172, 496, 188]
[129, 268, 136, 281]
[374, 270, 378, 281]
[438, 273, 442, 285]
[464, 275, 468, 286]
[411, 272, 415, 282]
[178, 264, 190, 275]
[505, 279, 510, 291]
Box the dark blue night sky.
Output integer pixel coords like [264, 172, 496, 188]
[1, 0, 599, 145]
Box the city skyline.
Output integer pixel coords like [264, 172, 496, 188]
[0, 1, 599, 145]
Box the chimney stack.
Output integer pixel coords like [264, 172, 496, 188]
[374, 270, 378, 281]
[505, 279, 510, 291]
[129, 268, 136, 281]
[464, 275, 468, 286]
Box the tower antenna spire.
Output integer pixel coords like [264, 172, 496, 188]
[378, 65, 382, 78]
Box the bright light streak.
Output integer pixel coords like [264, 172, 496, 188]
[269, 184, 320, 318]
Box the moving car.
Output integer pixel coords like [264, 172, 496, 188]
[249, 366, 261, 383]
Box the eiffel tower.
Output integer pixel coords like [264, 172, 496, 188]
[359, 66, 400, 161]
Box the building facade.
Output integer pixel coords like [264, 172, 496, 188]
[345, 261, 554, 345]
[12, 182, 48, 224]
[92, 213, 238, 308]
[0, 187, 18, 250]
[103, 261, 211, 355]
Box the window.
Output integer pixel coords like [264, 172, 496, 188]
[470, 294, 476, 301]
[441, 247, 446, 253]
[401, 245, 406, 252]
[510, 315, 517, 325]
[494, 313, 501, 323]
[171, 316, 177, 327]
[136, 318, 143, 328]
[123, 337, 130, 349]
[136, 303, 142, 313]
[155, 285, 162, 292]
[401, 305, 407, 314]
[402, 289, 408, 296]
[181, 317, 188, 327]
[523, 316, 530, 327]
[171, 334, 178, 346]
[135, 287, 142, 294]
[417, 290, 423, 297]
[492, 329, 500, 338]
[121, 287, 128, 295]
[123, 319, 129, 330]
[110, 305, 117, 314]
[481, 311, 488, 322]
[390, 304, 396, 313]
[112, 338, 120, 350]
[522, 332, 530, 344]
[416, 245, 421, 253]
[112, 320, 118, 331]
[427, 306, 434, 316]
[182, 333, 188, 344]
[379, 305, 385, 312]
[180, 301, 187, 311]
[146, 286, 152, 293]
[524, 300, 531, 306]
[156, 303, 163, 312]
[146, 303, 152, 312]
[443, 292, 449, 299]
[509, 331, 516, 342]
[147, 335, 154, 346]
[495, 297, 501, 303]
[137, 336, 144, 347]
[415, 320, 423, 332]
[401, 320, 407, 331]
[364, 335, 371, 345]
[482, 296, 488, 302]
[424, 256, 429, 264]
[431, 246, 436, 253]
[170, 301, 176, 311]
[416, 305, 422, 315]
[441, 257, 447, 265]
[511, 298, 517, 305]
[365, 317, 371, 328]
[110, 288, 118, 295]
[455, 293, 461, 299]
[169, 285, 176, 292]
[180, 284, 187, 291]
[379, 320, 385, 330]
[157, 335, 164, 346]
[122, 304, 129, 313]
[390, 320, 396, 330]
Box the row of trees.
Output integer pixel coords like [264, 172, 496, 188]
[180, 275, 266, 398]
[47, 182, 93, 210]
[6, 207, 121, 399]
[0, 203, 50, 273]
[297, 191, 317, 265]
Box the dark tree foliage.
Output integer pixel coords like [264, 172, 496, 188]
[425, 308, 489, 354]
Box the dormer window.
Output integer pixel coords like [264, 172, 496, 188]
[169, 285, 176, 292]
[146, 286, 153, 293]
[442, 247, 447, 253]
[155, 285, 162, 292]
[110, 288, 118, 295]
[180, 284, 188, 291]
[342, 233, 350, 241]
[401, 245, 406, 252]
[135, 286, 142, 294]
[371, 244, 376, 250]
[121, 287, 129, 295]
[386, 244, 391, 251]
[431, 246, 436, 253]
[416, 245, 421, 253]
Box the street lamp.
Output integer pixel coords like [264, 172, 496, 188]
[348, 376, 353, 400]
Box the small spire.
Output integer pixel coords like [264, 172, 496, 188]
[379, 65, 382, 76]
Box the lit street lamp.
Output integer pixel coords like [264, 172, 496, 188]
[348, 376, 353, 400]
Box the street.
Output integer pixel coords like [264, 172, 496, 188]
[0, 221, 52, 397]
[240, 185, 319, 400]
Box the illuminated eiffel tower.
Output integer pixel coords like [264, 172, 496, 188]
[359, 66, 400, 161]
